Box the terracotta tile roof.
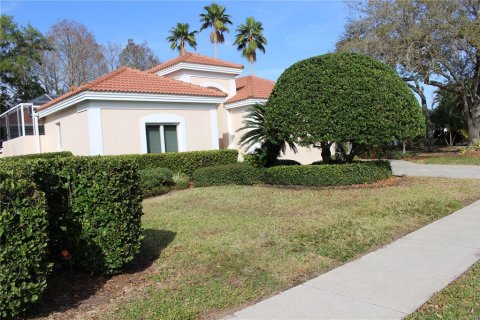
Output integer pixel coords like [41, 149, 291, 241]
[226, 76, 276, 104]
[146, 52, 244, 74]
[38, 67, 227, 111]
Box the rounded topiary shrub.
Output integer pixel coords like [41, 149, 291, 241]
[193, 163, 264, 187]
[264, 161, 392, 186]
[265, 53, 425, 158]
[0, 172, 50, 319]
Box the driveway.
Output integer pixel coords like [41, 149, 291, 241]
[390, 160, 480, 179]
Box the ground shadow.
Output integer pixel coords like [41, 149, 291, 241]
[27, 229, 176, 319]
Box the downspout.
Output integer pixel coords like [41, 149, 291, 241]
[33, 108, 42, 154]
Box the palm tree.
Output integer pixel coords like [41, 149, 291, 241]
[238, 103, 296, 167]
[233, 17, 267, 75]
[166, 23, 198, 56]
[199, 3, 232, 58]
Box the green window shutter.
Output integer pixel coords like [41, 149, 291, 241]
[164, 125, 178, 152]
[146, 125, 161, 153]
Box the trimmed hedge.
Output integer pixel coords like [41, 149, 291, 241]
[1, 157, 143, 275]
[0, 171, 50, 319]
[263, 161, 392, 186]
[193, 163, 263, 187]
[139, 167, 174, 198]
[111, 149, 238, 176]
[0, 151, 73, 161]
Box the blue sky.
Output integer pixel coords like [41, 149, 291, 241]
[2, 0, 435, 106]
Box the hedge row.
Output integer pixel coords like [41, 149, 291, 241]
[193, 161, 392, 187]
[0, 171, 50, 319]
[193, 163, 263, 187]
[0, 151, 73, 161]
[264, 161, 392, 186]
[110, 149, 238, 176]
[0, 157, 143, 318]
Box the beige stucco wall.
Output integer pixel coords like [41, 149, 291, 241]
[98, 101, 217, 155]
[1, 135, 38, 157]
[42, 106, 90, 155]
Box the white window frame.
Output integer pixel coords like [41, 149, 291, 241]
[140, 114, 187, 153]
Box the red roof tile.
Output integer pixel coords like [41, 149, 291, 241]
[226, 76, 275, 104]
[38, 67, 227, 111]
[147, 52, 244, 74]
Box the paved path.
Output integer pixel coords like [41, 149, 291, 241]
[390, 160, 480, 179]
[225, 200, 480, 320]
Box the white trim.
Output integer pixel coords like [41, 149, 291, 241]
[154, 62, 243, 77]
[37, 91, 226, 118]
[224, 98, 268, 110]
[209, 109, 219, 149]
[56, 122, 63, 151]
[76, 101, 218, 112]
[87, 108, 104, 155]
[140, 113, 187, 153]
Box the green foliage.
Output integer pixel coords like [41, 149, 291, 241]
[1, 157, 143, 275]
[263, 161, 392, 186]
[172, 172, 190, 190]
[139, 167, 174, 198]
[0, 15, 50, 112]
[266, 53, 425, 160]
[0, 151, 73, 161]
[233, 17, 267, 69]
[166, 23, 198, 55]
[0, 171, 50, 318]
[193, 163, 263, 187]
[111, 149, 238, 176]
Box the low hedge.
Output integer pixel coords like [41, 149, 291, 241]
[193, 163, 263, 187]
[263, 161, 392, 186]
[0, 151, 73, 161]
[111, 149, 238, 176]
[139, 167, 174, 198]
[0, 171, 50, 319]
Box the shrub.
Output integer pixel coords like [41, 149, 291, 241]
[0, 171, 50, 319]
[264, 161, 392, 186]
[0, 151, 73, 161]
[111, 149, 238, 176]
[265, 53, 425, 161]
[172, 172, 190, 190]
[1, 157, 143, 275]
[193, 163, 263, 187]
[274, 159, 301, 166]
[139, 167, 174, 198]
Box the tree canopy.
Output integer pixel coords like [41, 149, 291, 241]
[119, 39, 159, 71]
[233, 17, 267, 76]
[0, 15, 50, 112]
[166, 23, 198, 56]
[265, 53, 425, 160]
[199, 3, 232, 58]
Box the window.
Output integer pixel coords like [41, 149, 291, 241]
[146, 124, 178, 153]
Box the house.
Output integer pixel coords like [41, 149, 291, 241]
[0, 53, 324, 163]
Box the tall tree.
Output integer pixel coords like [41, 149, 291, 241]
[166, 23, 198, 56]
[0, 15, 50, 112]
[119, 39, 160, 70]
[37, 19, 106, 94]
[199, 3, 232, 58]
[102, 42, 122, 72]
[233, 17, 267, 76]
[431, 89, 466, 146]
[337, 0, 480, 146]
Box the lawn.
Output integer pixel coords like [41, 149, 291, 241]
[408, 261, 479, 320]
[32, 177, 480, 320]
[407, 150, 480, 166]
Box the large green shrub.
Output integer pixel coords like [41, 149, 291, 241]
[1, 157, 143, 275]
[264, 161, 392, 186]
[0, 171, 50, 319]
[265, 53, 425, 161]
[139, 167, 174, 198]
[193, 163, 263, 187]
[111, 149, 238, 176]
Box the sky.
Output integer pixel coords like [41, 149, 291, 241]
[1, 0, 435, 106]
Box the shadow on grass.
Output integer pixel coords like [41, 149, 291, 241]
[28, 229, 176, 318]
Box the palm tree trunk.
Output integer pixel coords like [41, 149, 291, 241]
[214, 41, 217, 58]
[250, 61, 254, 76]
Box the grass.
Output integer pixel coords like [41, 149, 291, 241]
[409, 155, 480, 166]
[407, 261, 480, 320]
[92, 177, 480, 320]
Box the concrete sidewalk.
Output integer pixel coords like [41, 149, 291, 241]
[225, 200, 480, 320]
[390, 160, 480, 179]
